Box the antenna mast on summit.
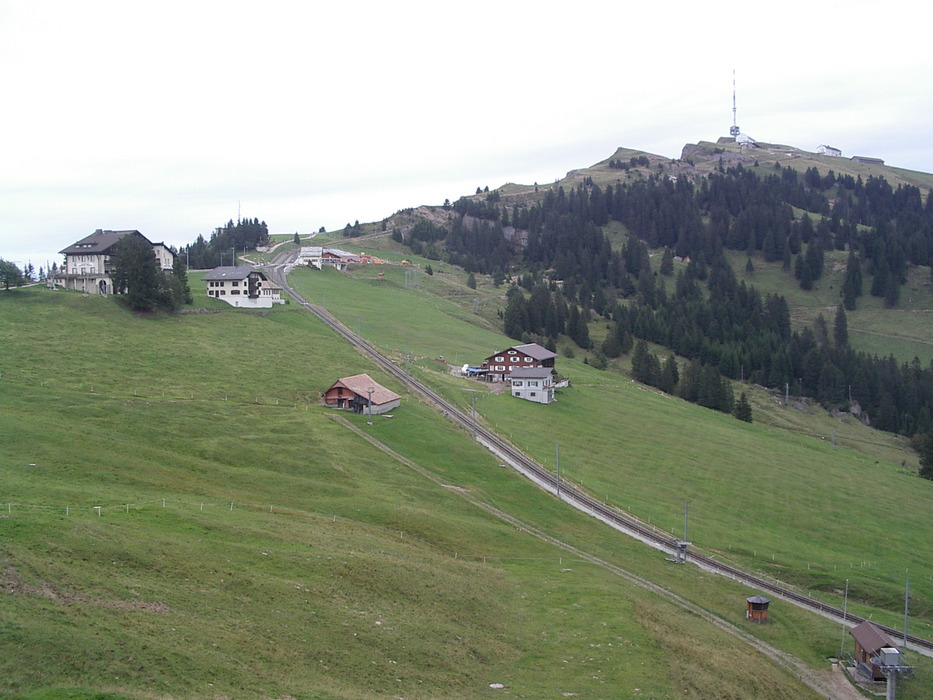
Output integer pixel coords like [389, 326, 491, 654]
[730, 70, 740, 137]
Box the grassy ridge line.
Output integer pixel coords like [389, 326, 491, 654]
[2, 288, 829, 698]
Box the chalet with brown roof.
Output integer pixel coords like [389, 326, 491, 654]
[324, 373, 400, 415]
[479, 343, 557, 382]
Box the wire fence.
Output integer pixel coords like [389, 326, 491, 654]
[4, 497, 931, 593]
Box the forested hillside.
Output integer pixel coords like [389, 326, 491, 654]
[393, 160, 933, 452]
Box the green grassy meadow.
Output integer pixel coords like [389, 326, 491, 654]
[287, 258, 933, 633]
[2, 283, 931, 698]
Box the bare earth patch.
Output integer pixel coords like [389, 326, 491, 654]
[3, 558, 170, 613]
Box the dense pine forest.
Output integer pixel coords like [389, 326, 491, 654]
[411, 164, 933, 454]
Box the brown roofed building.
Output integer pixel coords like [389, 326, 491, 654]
[324, 373, 400, 415]
[479, 343, 557, 383]
[850, 620, 896, 680]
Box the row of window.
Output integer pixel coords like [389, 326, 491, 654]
[208, 280, 241, 287]
[494, 355, 534, 363]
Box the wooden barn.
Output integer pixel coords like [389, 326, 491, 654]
[850, 620, 896, 681]
[324, 373, 400, 415]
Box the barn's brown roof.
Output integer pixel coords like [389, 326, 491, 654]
[330, 373, 400, 405]
[850, 621, 895, 654]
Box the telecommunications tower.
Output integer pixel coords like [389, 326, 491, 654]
[730, 70, 740, 137]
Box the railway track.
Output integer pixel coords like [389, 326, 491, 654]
[265, 258, 933, 658]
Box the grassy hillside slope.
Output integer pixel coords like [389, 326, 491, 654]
[286, 262, 933, 638]
[2, 287, 846, 699]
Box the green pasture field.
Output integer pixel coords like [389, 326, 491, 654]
[285, 260, 933, 636]
[2, 287, 845, 699]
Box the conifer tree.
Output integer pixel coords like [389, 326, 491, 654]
[833, 305, 848, 348]
[842, 251, 862, 310]
[658, 354, 679, 393]
[631, 340, 659, 386]
[915, 431, 933, 480]
[111, 234, 171, 311]
[734, 392, 753, 422]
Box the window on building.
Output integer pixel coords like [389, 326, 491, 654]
[513, 381, 522, 387]
[511, 357, 519, 362]
[495, 356, 504, 362]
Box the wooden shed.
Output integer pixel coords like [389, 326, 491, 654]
[850, 620, 896, 681]
[746, 595, 771, 623]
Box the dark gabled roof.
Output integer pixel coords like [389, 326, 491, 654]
[59, 229, 147, 255]
[201, 266, 266, 282]
[746, 595, 771, 604]
[486, 343, 557, 362]
[514, 343, 557, 361]
[510, 367, 554, 379]
[328, 373, 400, 405]
[850, 621, 895, 654]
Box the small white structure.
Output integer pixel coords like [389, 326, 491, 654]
[818, 144, 842, 157]
[202, 266, 283, 308]
[509, 367, 555, 404]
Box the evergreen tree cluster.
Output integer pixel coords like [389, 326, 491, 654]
[185, 218, 269, 269]
[630, 338, 737, 416]
[609, 155, 650, 170]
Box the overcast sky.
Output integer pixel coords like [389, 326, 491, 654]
[2, 1, 931, 270]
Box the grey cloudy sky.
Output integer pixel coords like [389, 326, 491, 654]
[1, 0, 931, 270]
